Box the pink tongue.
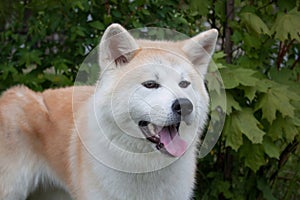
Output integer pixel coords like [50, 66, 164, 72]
[159, 126, 187, 157]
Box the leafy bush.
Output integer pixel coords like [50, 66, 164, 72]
[1, 0, 299, 199]
[191, 0, 300, 199]
[0, 0, 200, 91]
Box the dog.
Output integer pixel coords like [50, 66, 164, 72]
[0, 24, 218, 200]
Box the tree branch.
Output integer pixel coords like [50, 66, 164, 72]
[291, 54, 300, 70]
[270, 138, 299, 183]
[224, 0, 234, 64]
[276, 40, 295, 70]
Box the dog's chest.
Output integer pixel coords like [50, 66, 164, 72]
[92, 173, 191, 199]
[86, 157, 196, 200]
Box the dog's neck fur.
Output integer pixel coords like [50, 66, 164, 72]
[68, 98, 199, 199]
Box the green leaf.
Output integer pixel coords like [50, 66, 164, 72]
[206, 72, 223, 94]
[292, 109, 300, 126]
[190, 0, 210, 16]
[263, 136, 280, 159]
[176, 16, 188, 25]
[224, 114, 243, 151]
[18, 50, 42, 66]
[255, 79, 274, 93]
[215, 180, 233, 199]
[278, 0, 297, 12]
[103, 14, 112, 25]
[210, 90, 226, 112]
[213, 51, 226, 60]
[221, 69, 240, 89]
[76, 27, 85, 36]
[52, 58, 72, 73]
[283, 118, 299, 142]
[269, 67, 297, 84]
[45, 74, 72, 86]
[231, 31, 243, 44]
[71, 0, 85, 11]
[268, 117, 284, 141]
[132, 20, 142, 28]
[243, 86, 256, 101]
[142, 9, 150, 15]
[235, 68, 258, 86]
[243, 33, 262, 49]
[257, 178, 277, 200]
[226, 92, 241, 115]
[0, 64, 18, 80]
[256, 92, 277, 123]
[256, 87, 295, 123]
[89, 21, 105, 30]
[214, 0, 226, 19]
[287, 88, 300, 102]
[224, 109, 265, 150]
[240, 143, 265, 172]
[237, 109, 265, 144]
[241, 12, 271, 35]
[268, 116, 299, 142]
[271, 9, 300, 42]
[221, 68, 258, 89]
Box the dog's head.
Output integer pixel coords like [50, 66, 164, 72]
[97, 24, 218, 157]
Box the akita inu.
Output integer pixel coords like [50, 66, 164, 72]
[0, 24, 218, 200]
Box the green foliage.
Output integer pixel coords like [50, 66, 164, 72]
[0, 0, 201, 91]
[271, 9, 300, 42]
[240, 12, 271, 35]
[191, 0, 300, 199]
[1, 0, 300, 199]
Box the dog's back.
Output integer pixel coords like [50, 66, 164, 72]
[0, 86, 93, 199]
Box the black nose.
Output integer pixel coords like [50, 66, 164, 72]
[172, 98, 193, 116]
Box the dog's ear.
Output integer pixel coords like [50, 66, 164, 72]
[181, 29, 218, 75]
[99, 23, 139, 69]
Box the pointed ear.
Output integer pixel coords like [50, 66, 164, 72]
[99, 23, 139, 69]
[181, 29, 218, 75]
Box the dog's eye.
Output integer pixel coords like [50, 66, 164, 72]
[179, 81, 190, 88]
[142, 80, 160, 89]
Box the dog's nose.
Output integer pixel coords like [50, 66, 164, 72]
[172, 98, 193, 116]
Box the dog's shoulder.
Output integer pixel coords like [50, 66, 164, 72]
[0, 86, 48, 135]
[0, 85, 47, 116]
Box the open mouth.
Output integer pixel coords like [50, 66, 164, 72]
[138, 121, 187, 157]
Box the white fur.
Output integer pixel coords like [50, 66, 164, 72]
[0, 24, 218, 200]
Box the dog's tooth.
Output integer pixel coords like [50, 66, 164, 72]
[148, 124, 156, 136]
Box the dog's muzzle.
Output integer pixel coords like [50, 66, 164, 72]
[138, 98, 193, 157]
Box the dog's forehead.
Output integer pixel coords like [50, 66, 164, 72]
[133, 49, 191, 76]
[148, 54, 191, 79]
